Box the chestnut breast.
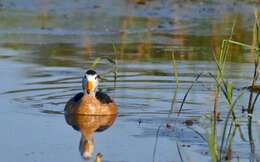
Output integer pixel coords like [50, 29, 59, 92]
[65, 92, 117, 115]
[65, 93, 117, 115]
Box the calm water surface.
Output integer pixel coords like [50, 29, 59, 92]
[0, 0, 260, 162]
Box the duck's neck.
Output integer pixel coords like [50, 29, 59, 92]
[84, 90, 96, 97]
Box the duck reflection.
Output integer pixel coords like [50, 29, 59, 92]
[65, 115, 116, 160]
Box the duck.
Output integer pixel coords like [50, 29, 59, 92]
[65, 69, 117, 115]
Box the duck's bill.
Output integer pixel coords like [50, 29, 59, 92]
[86, 81, 93, 94]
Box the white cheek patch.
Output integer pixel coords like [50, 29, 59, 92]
[87, 75, 96, 82]
[87, 75, 98, 87]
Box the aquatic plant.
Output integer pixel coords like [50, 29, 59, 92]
[207, 11, 260, 162]
[163, 12, 260, 162]
[90, 44, 118, 82]
[169, 51, 179, 116]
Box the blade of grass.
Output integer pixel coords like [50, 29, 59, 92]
[208, 125, 218, 162]
[152, 125, 162, 162]
[176, 142, 184, 162]
[219, 91, 244, 160]
[169, 51, 179, 117]
[104, 56, 116, 64]
[251, 92, 260, 115]
[247, 11, 260, 152]
[112, 44, 118, 81]
[91, 57, 101, 69]
[238, 126, 247, 142]
[177, 72, 202, 115]
[208, 72, 229, 104]
[187, 127, 207, 143]
[224, 39, 260, 51]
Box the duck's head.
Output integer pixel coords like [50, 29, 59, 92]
[82, 70, 100, 95]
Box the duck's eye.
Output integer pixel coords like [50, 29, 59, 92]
[95, 75, 101, 80]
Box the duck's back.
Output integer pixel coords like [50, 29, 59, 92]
[64, 92, 84, 114]
[95, 91, 117, 115]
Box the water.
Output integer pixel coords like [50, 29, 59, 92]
[0, 0, 260, 162]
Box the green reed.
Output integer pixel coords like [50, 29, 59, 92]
[246, 10, 260, 155]
[90, 44, 118, 81]
[169, 51, 179, 116]
[208, 33, 244, 162]
[112, 44, 119, 81]
[207, 12, 260, 162]
[207, 18, 237, 161]
[169, 51, 202, 117]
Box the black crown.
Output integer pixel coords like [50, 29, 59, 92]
[86, 69, 97, 75]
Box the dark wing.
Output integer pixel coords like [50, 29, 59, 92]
[96, 125, 111, 132]
[64, 92, 84, 114]
[95, 91, 113, 104]
[71, 92, 84, 102]
[72, 125, 80, 131]
[64, 115, 80, 132]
